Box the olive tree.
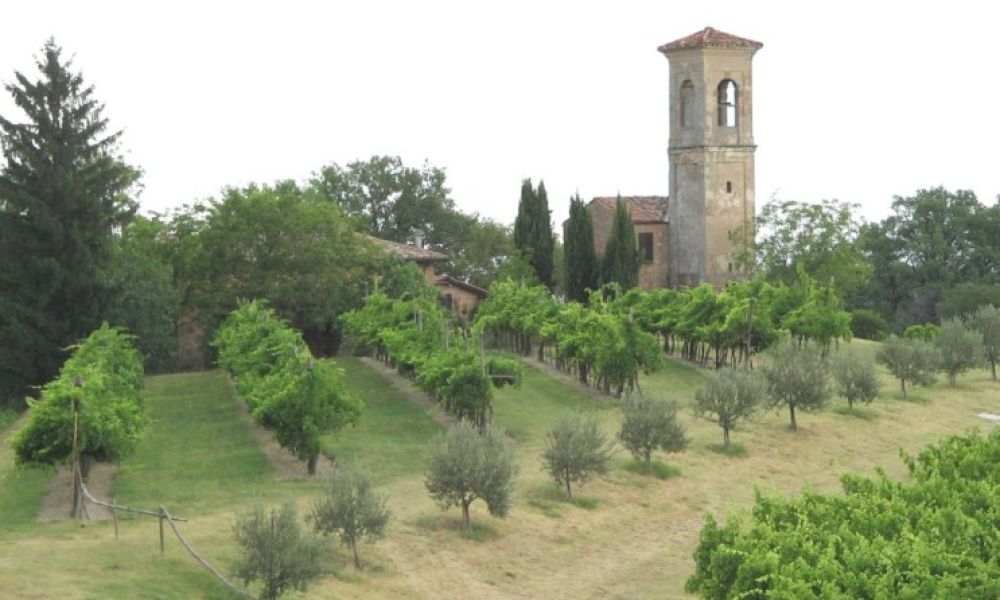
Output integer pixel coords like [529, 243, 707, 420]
[935, 318, 984, 386]
[618, 397, 687, 473]
[424, 423, 518, 528]
[970, 304, 1000, 381]
[830, 348, 880, 408]
[542, 413, 615, 499]
[762, 341, 831, 431]
[693, 368, 767, 448]
[310, 466, 391, 569]
[876, 335, 937, 399]
[232, 501, 327, 600]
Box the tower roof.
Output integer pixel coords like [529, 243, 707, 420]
[658, 27, 762, 53]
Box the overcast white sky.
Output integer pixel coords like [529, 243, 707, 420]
[2, 1, 997, 230]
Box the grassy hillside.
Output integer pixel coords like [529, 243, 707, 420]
[0, 343, 997, 599]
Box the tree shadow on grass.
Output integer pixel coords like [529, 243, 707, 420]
[831, 405, 879, 420]
[412, 513, 500, 542]
[617, 459, 681, 480]
[707, 442, 748, 457]
[525, 483, 599, 519]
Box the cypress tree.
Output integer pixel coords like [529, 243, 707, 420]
[512, 178, 555, 289]
[563, 194, 598, 302]
[601, 196, 640, 290]
[0, 40, 140, 407]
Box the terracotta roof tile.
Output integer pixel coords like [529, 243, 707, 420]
[434, 274, 489, 298]
[658, 27, 762, 53]
[592, 196, 669, 224]
[367, 235, 447, 262]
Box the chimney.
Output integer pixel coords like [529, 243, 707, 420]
[411, 228, 425, 249]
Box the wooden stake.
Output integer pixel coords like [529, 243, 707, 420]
[112, 496, 119, 540]
[159, 506, 165, 554]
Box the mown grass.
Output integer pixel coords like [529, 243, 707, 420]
[112, 371, 273, 512]
[322, 357, 441, 482]
[2, 338, 1000, 600]
[492, 363, 612, 447]
[0, 413, 53, 532]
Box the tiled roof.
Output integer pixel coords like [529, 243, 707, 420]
[367, 236, 447, 262]
[592, 196, 669, 224]
[434, 274, 490, 298]
[658, 27, 763, 53]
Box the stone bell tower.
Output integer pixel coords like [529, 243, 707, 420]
[659, 27, 762, 288]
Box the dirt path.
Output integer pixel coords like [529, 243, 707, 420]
[38, 462, 115, 522]
[359, 357, 457, 427]
[227, 378, 335, 479]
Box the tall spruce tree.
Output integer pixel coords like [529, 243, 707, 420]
[513, 178, 555, 288]
[601, 196, 640, 290]
[563, 194, 599, 302]
[0, 40, 140, 407]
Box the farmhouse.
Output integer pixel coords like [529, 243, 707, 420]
[585, 27, 761, 291]
[368, 235, 488, 324]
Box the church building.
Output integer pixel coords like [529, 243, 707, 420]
[584, 27, 762, 290]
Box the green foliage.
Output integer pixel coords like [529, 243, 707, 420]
[762, 340, 831, 431]
[424, 422, 518, 528]
[310, 466, 391, 568]
[780, 272, 853, 352]
[693, 368, 767, 448]
[485, 355, 523, 388]
[541, 413, 614, 499]
[686, 430, 1000, 599]
[14, 324, 145, 468]
[214, 300, 363, 474]
[618, 397, 687, 473]
[0, 40, 140, 407]
[749, 198, 871, 297]
[856, 187, 1000, 328]
[105, 217, 181, 372]
[601, 196, 640, 290]
[934, 318, 984, 386]
[970, 304, 1000, 380]
[830, 348, 880, 408]
[849, 308, 889, 341]
[905, 323, 940, 342]
[232, 501, 328, 600]
[513, 179, 556, 288]
[876, 335, 938, 399]
[563, 194, 599, 303]
[938, 282, 1000, 320]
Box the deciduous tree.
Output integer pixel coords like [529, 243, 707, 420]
[762, 341, 831, 431]
[618, 397, 687, 473]
[876, 335, 937, 399]
[693, 368, 767, 448]
[935, 318, 983, 386]
[830, 348, 880, 408]
[970, 304, 1000, 381]
[310, 466, 391, 569]
[542, 413, 614, 499]
[424, 423, 517, 528]
[232, 501, 327, 600]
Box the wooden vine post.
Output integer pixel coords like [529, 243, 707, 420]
[158, 506, 166, 554]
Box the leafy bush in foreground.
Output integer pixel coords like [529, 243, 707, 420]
[686, 429, 1000, 598]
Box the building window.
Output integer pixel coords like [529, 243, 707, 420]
[717, 79, 738, 127]
[638, 232, 654, 263]
[726, 181, 733, 193]
[680, 80, 694, 127]
[441, 293, 453, 310]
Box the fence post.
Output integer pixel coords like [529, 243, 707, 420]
[158, 506, 165, 554]
[112, 496, 119, 540]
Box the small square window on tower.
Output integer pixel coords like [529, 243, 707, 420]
[726, 181, 733, 193]
[638, 232, 654, 263]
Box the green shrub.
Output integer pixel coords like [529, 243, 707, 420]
[849, 309, 888, 341]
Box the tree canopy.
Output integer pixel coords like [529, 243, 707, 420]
[0, 40, 140, 407]
[513, 179, 555, 288]
[563, 194, 599, 303]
